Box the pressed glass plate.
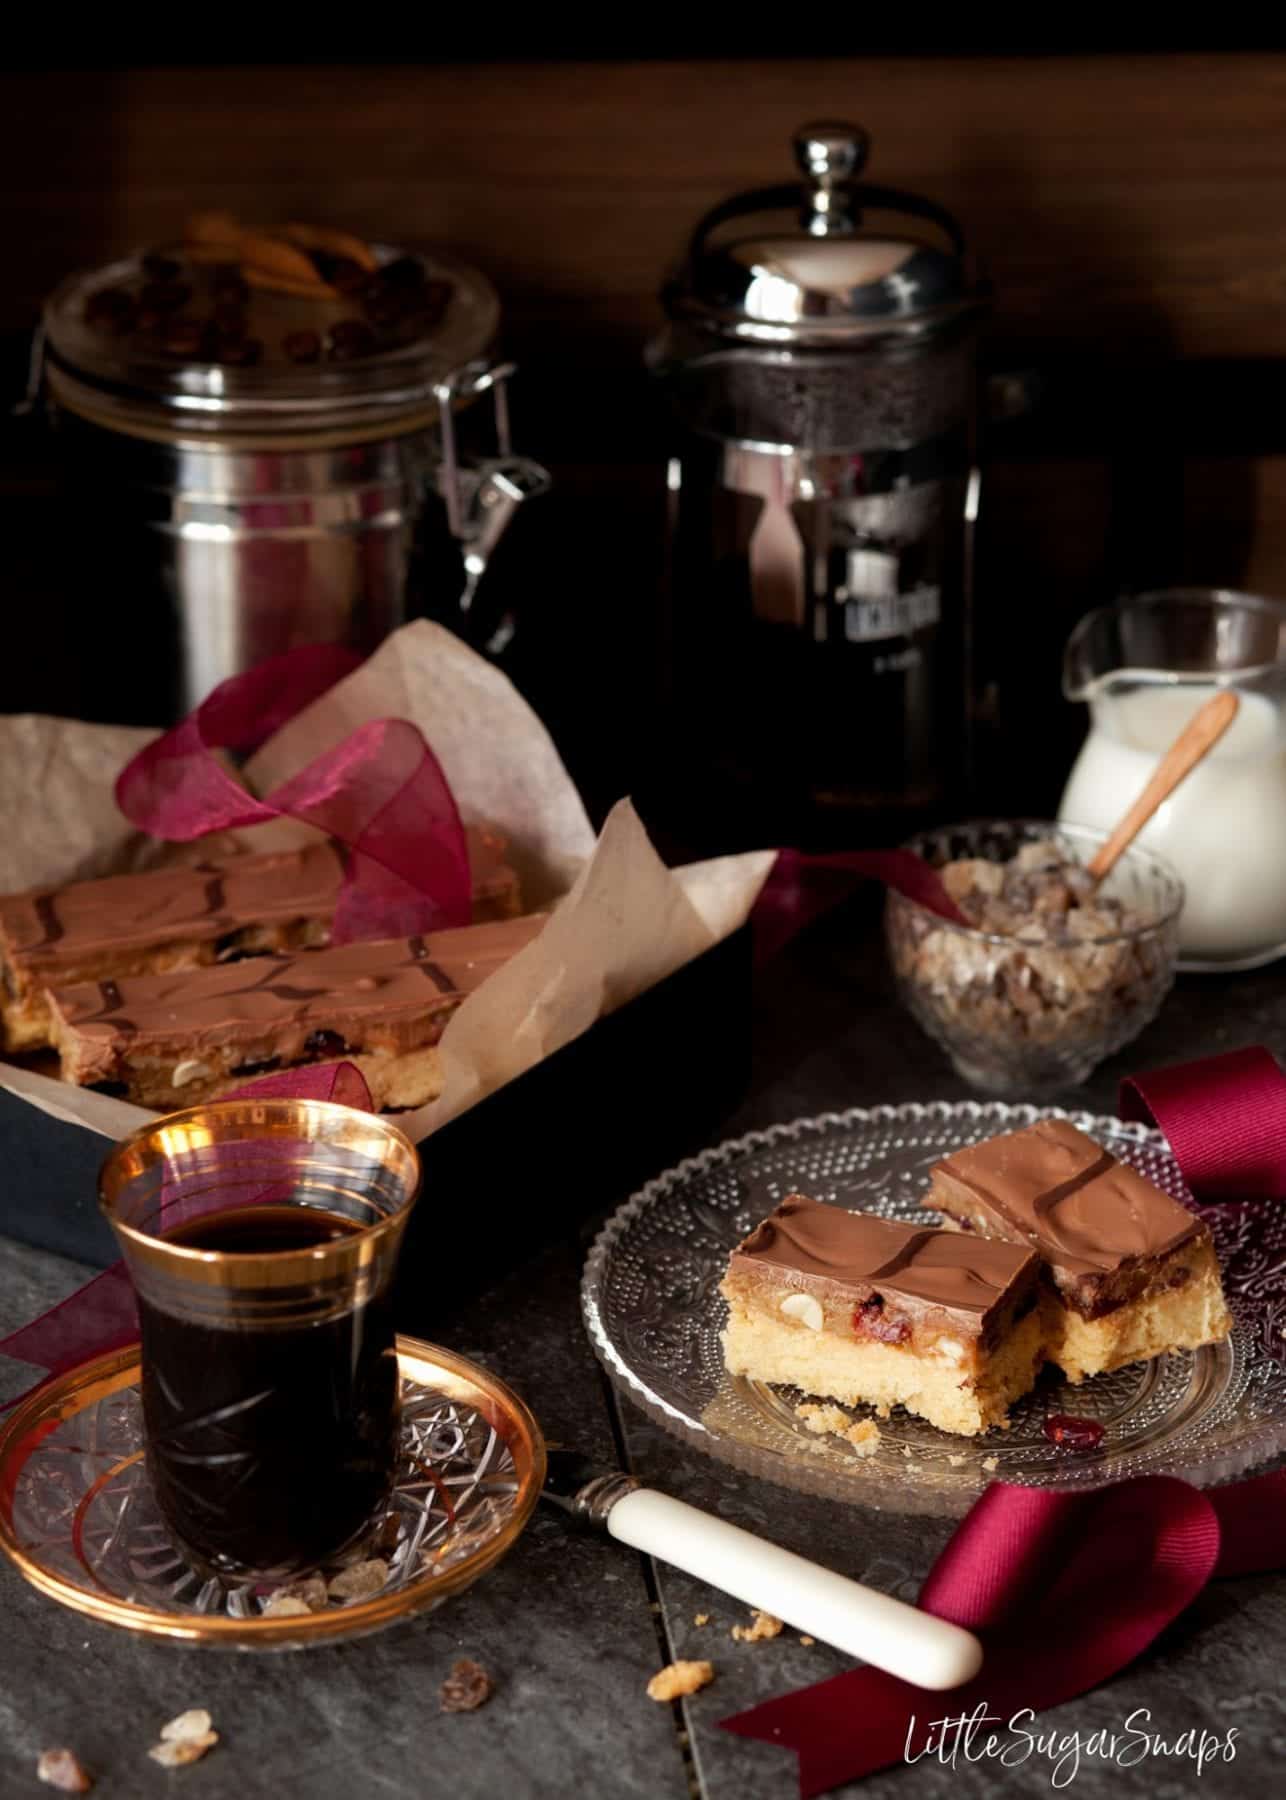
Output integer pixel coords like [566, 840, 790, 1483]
[582, 1102, 1286, 1517]
[0, 1336, 544, 1646]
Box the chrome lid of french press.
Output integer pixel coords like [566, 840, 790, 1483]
[665, 121, 985, 345]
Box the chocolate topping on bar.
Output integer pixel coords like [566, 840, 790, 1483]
[0, 829, 516, 982]
[929, 1119, 1201, 1281]
[48, 914, 543, 1086]
[0, 845, 343, 972]
[731, 1194, 1037, 1334]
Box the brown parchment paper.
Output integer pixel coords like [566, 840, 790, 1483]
[0, 621, 774, 1144]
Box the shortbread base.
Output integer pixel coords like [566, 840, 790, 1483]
[85, 1045, 445, 1115]
[1048, 1242, 1232, 1383]
[720, 1296, 1043, 1437]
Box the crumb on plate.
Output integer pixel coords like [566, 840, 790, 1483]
[795, 1403, 881, 1457]
[327, 1558, 388, 1603]
[260, 1594, 311, 1618]
[795, 1402, 851, 1436]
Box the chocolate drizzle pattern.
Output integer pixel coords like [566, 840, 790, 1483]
[0, 833, 517, 998]
[0, 845, 344, 971]
[408, 937, 456, 994]
[931, 1120, 1201, 1279]
[732, 1194, 1037, 1331]
[30, 893, 65, 951]
[48, 914, 545, 1084]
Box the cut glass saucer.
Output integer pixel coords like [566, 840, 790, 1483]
[0, 1336, 544, 1645]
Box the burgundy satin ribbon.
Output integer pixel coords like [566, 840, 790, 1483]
[721, 1046, 1286, 1794]
[115, 643, 472, 941]
[0, 1063, 373, 1414]
[752, 848, 966, 966]
[1120, 1044, 1286, 1199]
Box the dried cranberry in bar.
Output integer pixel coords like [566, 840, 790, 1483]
[720, 1194, 1043, 1437]
[926, 1119, 1231, 1382]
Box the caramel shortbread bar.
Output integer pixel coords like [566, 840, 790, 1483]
[47, 914, 544, 1113]
[926, 1119, 1231, 1383]
[0, 829, 520, 1054]
[721, 1194, 1043, 1437]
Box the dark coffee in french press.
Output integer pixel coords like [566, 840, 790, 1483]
[651, 122, 987, 848]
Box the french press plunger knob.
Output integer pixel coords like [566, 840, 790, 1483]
[793, 120, 870, 235]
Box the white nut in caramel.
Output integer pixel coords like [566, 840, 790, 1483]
[933, 1337, 966, 1363]
[171, 1059, 213, 1088]
[780, 1292, 824, 1331]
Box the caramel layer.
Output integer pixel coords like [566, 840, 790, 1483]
[49, 914, 543, 1088]
[728, 1194, 1038, 1339]
[928, 1120, 1201, 1287]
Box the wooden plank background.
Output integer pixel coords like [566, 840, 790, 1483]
[2, 53, 1285, 820]
[3, 55, 1286, 356]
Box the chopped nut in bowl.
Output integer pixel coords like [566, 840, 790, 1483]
[885, 821, 1183, 1096]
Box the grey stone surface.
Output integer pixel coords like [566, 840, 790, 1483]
[0, 906, 1283, 1798]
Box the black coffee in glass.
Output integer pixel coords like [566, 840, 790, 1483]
[135, 1204, 400, 1580]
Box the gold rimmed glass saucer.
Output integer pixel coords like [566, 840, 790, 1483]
[0, 1336, 544, 1648]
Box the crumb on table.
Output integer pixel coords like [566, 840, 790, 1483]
[440, 1658, 494, 1713]
[36, 1749, 92, 1793]
[147, 1710, 218, 1769]
[731, 1608, 782, 1644]
[693, 1613, 709, 1627]
[647, 1660, 714, 1702]
[799, 1635, 815, 1647]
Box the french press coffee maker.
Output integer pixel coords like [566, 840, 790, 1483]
[650, 121, 988, 846]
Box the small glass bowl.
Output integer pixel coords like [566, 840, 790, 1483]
[884, 819, 1184, 1096]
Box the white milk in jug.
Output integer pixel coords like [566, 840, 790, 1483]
[1058, 682, 1286, 965]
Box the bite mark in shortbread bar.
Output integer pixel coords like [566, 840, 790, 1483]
[720, 1194, 1043, 1437]
[45, 914, 543, 1112]
[926, 1118, 1231, 1383]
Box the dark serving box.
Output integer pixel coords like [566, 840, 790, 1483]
[0, 927, 752, 1311]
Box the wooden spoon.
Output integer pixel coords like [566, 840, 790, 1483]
[1087, 687, 1241, 882]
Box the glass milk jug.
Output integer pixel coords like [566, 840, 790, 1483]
[1058, 589, 1286, 969]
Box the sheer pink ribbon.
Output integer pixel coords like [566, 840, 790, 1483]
[115, 643, 472, 941]
[3, 641, 470, 1410]
[0, 1063, 373, 1413]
